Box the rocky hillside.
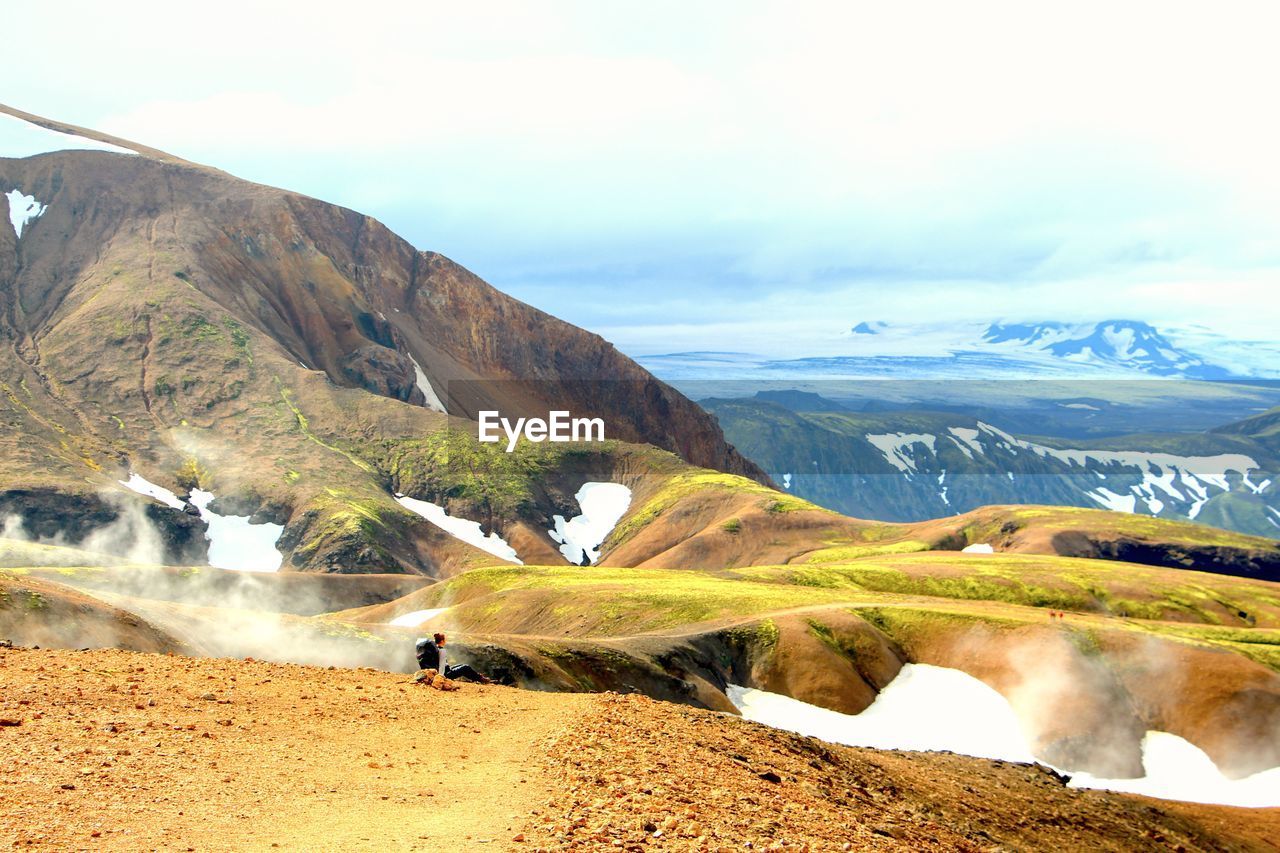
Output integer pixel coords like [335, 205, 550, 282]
[1, 104, 762, 575]
[706, 395, 1280, 538]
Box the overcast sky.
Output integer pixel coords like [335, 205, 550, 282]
[7, 1, 1279, 355]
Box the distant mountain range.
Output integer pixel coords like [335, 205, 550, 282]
[705, 393, 1280, 538]
[639, 319, 1280, 381]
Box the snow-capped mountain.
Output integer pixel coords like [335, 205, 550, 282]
[981, 320, 1231, 379]
[705, 397, 1280, 537]
[638, 319, 1277, 381]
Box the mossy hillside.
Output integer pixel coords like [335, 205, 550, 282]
[805, 616, 888, 665]
[610, 469, 825, 549]
[1135, 622, 1280, 670]
[366, 429, 625, 517]
[801, 539, 933, 563]
[424, 564, 890, 636]
[288, 488, 400, 568]
[400, 551, 1280, 675]
[854, 604, 1052, 650]
[956, 505, 1280, 552]
[746, 554, 1280, 627]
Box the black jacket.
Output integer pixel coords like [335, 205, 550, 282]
[415, 638, 441, 671]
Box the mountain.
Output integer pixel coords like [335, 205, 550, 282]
[982, 319, 1231, 379]
[638, 319, 1278, 380]
[1214, 405, 1280, 451]
[1, 104, 764, 575]
[706, 396, 1280, 538]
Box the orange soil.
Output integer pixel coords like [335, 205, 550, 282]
[1, 647, 1277, 852]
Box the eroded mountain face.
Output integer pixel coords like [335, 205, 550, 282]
[0, 115, 763, 575]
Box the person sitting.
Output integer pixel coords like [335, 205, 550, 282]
[415, 632, 492, 684]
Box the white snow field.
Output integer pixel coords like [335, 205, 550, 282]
[388, 607, 450, 628]
[729, 664, 1036, 763]
[408, 355, 446, 412]
[189, 489, 284, 572]
[728, 665, 1280, 807]
[548, 482, 632, 565]
[5, 189, 45, 238]
[960, 543, 995, 554]
[865, 433, 937, 473]
[1, 111, 136, 159]
[1069, 732, 1280, 809]
[865, 421, 1260, 520]
[395, 495, 522, 564]
[118, 473, 186, 510]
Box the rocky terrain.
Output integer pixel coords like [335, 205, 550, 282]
[3, 646, 1278, 852]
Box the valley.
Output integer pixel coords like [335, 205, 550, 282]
[3, 104, 1280, 850]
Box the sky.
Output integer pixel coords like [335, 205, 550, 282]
[6, 1, 1280, 357]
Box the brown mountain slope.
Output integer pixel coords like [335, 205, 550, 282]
[0, 105, 763, 575]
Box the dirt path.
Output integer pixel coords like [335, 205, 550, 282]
[3, 646, 1279, 852]
[0, 647, 582, 850]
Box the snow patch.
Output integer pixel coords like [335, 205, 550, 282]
[396, 495, 521, 564]
[1242, 472, 1271, 495]
[1069, 732, 1280, 808]
[118, 473, 185, 511]
[189, 489, 283, 572]
[960, 422, 1256, 518]
[389, 608, 449, 628]
[728, 664, 1035, 763]
[730, 667, 1280, 807]
[548, 482, 632, 565]
[408, 355, 446, 413]
[961, 543, 994, 554]
[866, 433, 937, 474]
[5, 189, 45, 238]
[947, 427, 984, 458]
[1086, 487, 1138, 514]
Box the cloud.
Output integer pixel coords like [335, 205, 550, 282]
[7, 1, 1280, 352]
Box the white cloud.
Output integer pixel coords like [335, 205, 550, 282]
[6, 0, 1279, 349]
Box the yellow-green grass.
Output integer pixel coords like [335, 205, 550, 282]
[833, 601, 1280, 673]
[737, 553, 1280, 627]
[958, 505, 1280, 551]
[610, 470, 827, 547]
[399, 547, 1280, 642]
[419, 560, 1280, 672]
[1131, 622, 1280, 670]
[410, 564, 890, 637]
[800, 539, 933, 563]
[0, 539, 134, 569]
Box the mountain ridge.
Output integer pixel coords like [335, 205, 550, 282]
[638, 318, 1277, 380]
[1, 107, 765, 576]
